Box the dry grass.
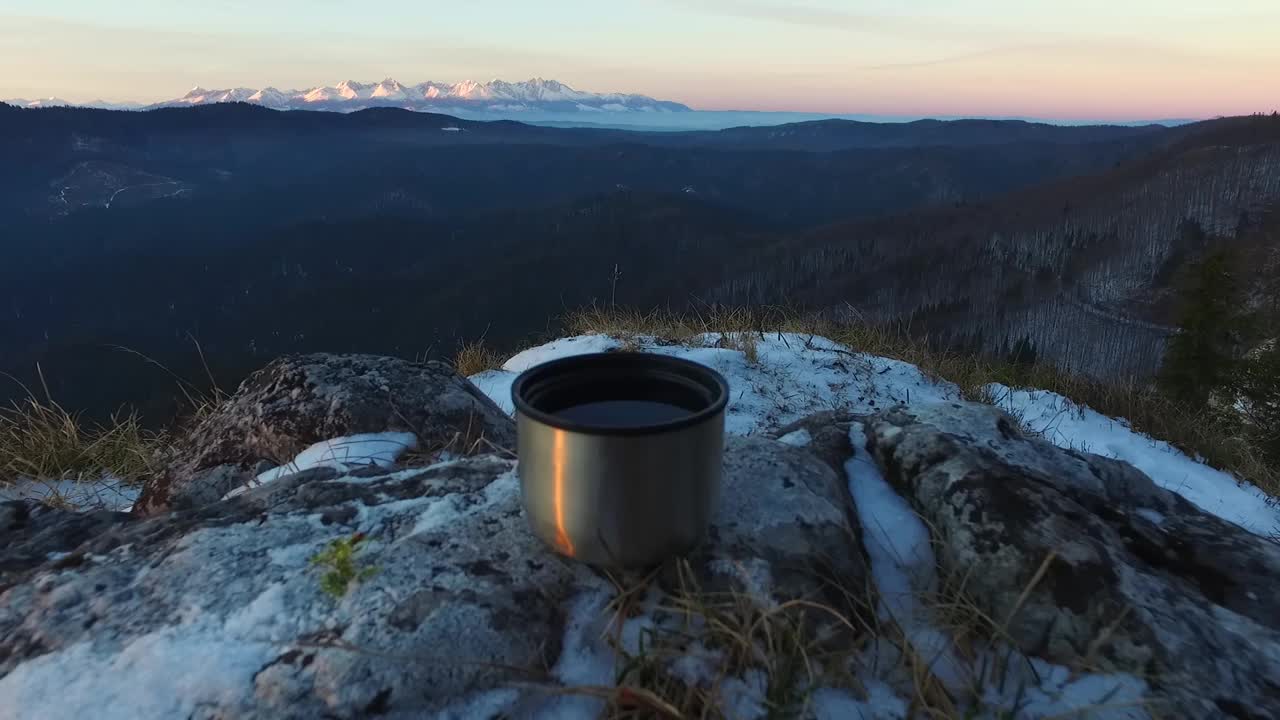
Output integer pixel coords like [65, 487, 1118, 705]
[0, 393, 162, 488]
[0, 348, 225, 505]
[561, 304, 1279, 499]
[558, 559, 871, 720]
[719, 333, 760, 365]
[558, 554, 1150, 719]
[565, 305, 772, 346]
[910, 548, 1160, 719]
[454, 339, 505, 377]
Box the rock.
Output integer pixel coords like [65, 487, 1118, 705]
[692, 429, 866, 600]
[134, 353, 516, 515]
[866, 400, 1280, 719]
[0, 456, 588, 719]
[0, 412, 869, 718]
[168, 464, 255, 509]
[772, 410, 862, 475]
[0, 500, 135, 591]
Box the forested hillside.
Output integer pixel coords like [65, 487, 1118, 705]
[708, 115, 1280, 378]
[1, 104, 1275, 420]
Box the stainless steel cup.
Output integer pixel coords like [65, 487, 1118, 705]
[512, 352, 729, 567]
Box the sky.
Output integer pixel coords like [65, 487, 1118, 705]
[1, 0, 1278, 120]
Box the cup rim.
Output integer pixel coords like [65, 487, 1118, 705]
[511, 352, 729, 437]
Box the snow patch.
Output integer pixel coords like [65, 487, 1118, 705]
[777, 428, 812, 447]
[810, 682, 909, 719]
[988, 384, 1280, 535]
[532, 590, 616, 719]
[222, 432, 416, 499]
[977, 653, 1148, 718]
[0, 475, 139, 512]
[0, 612, 278, 720]
[717, 669, 768, 720]
[846, 422, 969, 693]
[408, 470, 519, 539]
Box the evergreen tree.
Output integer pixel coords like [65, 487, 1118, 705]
[1158, 250, 1247, 407]
[1227, 341, 1280, 464]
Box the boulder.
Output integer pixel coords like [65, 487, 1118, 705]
[866, 400, 1280, 719]
[134, 353, 516, 515]
[0, 404, 869, 718]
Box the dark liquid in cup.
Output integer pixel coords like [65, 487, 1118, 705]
[555, 400, 691, 428]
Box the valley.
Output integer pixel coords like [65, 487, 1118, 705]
[1, 102, 1276, 422]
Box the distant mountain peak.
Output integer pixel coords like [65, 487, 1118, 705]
[139, 77, 691, 114]
[5, 78, 691, 114]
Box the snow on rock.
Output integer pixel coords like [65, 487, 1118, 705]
[0, 612, 280, 720]
[222, 431, 416, 499]
[471, 332, 959, 434]
[0, 475, 139, 512]
[503, 334, 622, 372]
[846, 422, 969, 694]
[137, 352, 514, 515]
[865, 400, 1278, 718]
[976, 655, 1148, 719]
[0, 454, 591, 720]
[776, 428, 813, 447]
[988, 383, 1280, 535]
[469, 334, 621, 414]
[848, 412, 1154, 718]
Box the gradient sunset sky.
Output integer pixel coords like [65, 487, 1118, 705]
[2, 0, 1278, 120]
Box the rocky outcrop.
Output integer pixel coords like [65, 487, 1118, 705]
[0, 359, 868, 718]
[866, 401, 1280, 719]
[134, 353, 516, 515]
[8, 346, 1280, 718]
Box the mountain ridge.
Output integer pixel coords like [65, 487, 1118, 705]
[4, 78, 691, 115]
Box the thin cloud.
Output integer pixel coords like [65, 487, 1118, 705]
[860, 46, 1031, 71]
[671, 0, 1000, 39]
[859, 38, 1247, 72]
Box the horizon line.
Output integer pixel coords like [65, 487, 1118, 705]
[0, 96, 1212, 127]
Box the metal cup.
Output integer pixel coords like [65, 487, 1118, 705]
[511, 352, 728, 567]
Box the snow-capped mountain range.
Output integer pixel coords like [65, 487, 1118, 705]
[5, 78, 691, 114]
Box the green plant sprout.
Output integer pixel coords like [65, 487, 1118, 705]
[310, 532, 379, 598]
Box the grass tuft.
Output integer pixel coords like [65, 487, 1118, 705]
[454, 340, 505, 377]
[720, 332, 760, 365]
[0, 391, 162, 489]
